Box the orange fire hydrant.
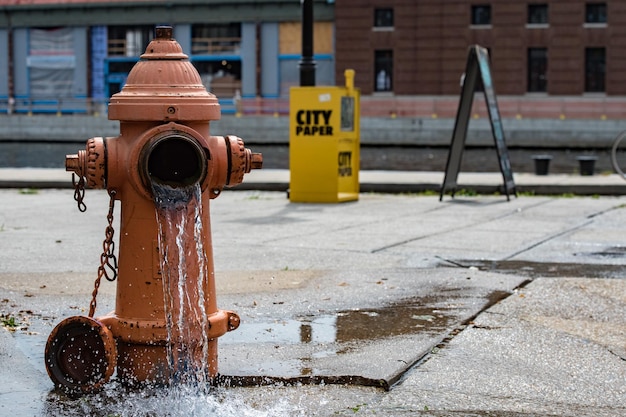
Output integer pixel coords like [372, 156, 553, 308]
[44, 26, 261, 395]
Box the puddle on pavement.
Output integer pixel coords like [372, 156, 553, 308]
[215, 291, 512, 389]
[2, 289, 510, 415]
[580, 245, 626, 259]
[223, 302, 454, 347]
[460, 259, 626, 279]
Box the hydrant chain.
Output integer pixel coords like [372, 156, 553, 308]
[88, 190, 118, 317]
[102, 191, 118, 283]
[71, 173, 87, 212]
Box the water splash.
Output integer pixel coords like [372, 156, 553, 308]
[44, 382, 301, 417]
[152, 182, 211, 386]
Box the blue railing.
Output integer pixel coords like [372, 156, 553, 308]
[0, 97, 239, 115]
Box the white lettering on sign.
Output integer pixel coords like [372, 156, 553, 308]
[295, 110, 333, 136]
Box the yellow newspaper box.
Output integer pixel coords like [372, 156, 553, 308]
[289, 70, 360, 203]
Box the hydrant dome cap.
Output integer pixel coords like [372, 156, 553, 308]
[139, 27, 187, 60]
[108, 27, 220, 122]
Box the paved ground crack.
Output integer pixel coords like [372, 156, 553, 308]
[389, 279, 532, 389]
[501, 220, 593, 260]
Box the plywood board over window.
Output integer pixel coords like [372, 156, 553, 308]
[279, 22, 334, 55]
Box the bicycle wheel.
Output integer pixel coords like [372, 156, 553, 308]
[611, 130, 626, 179]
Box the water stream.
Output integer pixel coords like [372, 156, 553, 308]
[152, 182, 211, 386]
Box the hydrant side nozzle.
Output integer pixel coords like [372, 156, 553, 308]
[250, 152, 263, 171]
[66, 138, 107, 189]
[85, 137, 107, 189]
[241, 148, 263, 174]
[65, 138, 106, 188]
[65, 153, 82, 175]
[220, 135, 263, 188]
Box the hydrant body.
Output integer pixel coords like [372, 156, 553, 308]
[45, 26, 261, 393]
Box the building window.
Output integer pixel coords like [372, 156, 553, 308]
[190, 24, 242, 98]
[585, 47, 605, 92]
[528, 4, 548, 25]
[374, 50, 393, 92]
[374, 8, 394, 28]
[585, 3, 607, 24]
[528, 48, 548, 92]
[108, 25, 153, 56]
[191, 23, 241, 55]
[471, 5, 492, 26]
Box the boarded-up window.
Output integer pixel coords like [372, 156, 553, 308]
[279, 22, 333, 55]
[28, 28, 74, 97]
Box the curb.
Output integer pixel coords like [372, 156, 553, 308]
[2, 169, 626, 196]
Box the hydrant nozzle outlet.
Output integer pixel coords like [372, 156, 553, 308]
[142, 131, 207, 188]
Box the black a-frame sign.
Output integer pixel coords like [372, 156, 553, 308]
[440, 45, 516, 201]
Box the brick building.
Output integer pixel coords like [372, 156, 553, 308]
[335, 1, 624, 96]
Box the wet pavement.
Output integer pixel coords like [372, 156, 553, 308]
[0, 181, 625, 416]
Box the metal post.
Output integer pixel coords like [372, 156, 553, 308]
[299, 0, 316, 86]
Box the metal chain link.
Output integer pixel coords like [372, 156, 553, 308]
[88, 189, 118, 318]
[71, 173, 87, 212]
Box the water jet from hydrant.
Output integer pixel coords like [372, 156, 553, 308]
[153, 182, 211, 386]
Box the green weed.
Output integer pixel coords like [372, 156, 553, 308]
[348, 403, 367, 413]
[1, 315, 18, 328]
[19, 188, 39, 195]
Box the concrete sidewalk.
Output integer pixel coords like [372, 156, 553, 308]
[0, 187, 625, 416]
[2, 167, 626, 195]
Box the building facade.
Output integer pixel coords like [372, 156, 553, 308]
[0, 0, 335, 113]
[335, 0, 625, 96]
[1, 1, 625, 115]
